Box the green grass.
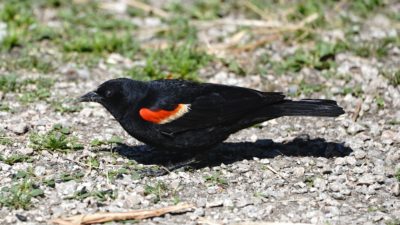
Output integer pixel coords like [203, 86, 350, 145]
[274, 41, 346, 74]
[63, 32, 138, 56]
[12, 169, 35, 181]
[65, 187, 117, 202]
[0, 103, 11, 111]
[0, 75, 54, 103]
[1, 154, 32, 165]
[305, 177, 315, 187]
[347, 37, 399, 59]
[52, 101, 83, 114]
[107, 167, 130, 182]
[105, 163, 149, 182]
[57, 1, 135, 31]
[59, 171, 85, 182]
[0, 130, 13, 146]
[161, 17, 198, 42]
[29, 124, 83, 152]
[341, 85, 364, 97]
[144, 181, 169, 203]
[86, 156, 100, 169]
[127, 44, 212, 80]
[383, 70, 400, 86]
[298, 80, 325, 96]
[54, 1, 138, 62]
[0, 74, 18, 93]
[0, 0, 35, 52]
[386, 219, 400, 225]
[375, 96, 385, 109]
[204, 172, 228, 187]
[90, 136, 124, 147]
[395, 169, 400, 182]
[349, 0, 384, 17]
[43, 178, 56, 188]
[166, 0, 225, 20]
[0, 179, 44, 210]
[18, 78, 54, 103]
[10, 53, 55, 73]
[288, 0, 329, 27]
[0, 0, 138, 69]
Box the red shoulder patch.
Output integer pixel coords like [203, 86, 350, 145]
[139, 104, 190, 124]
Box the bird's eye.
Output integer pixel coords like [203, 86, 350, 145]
[105, 90, 112, 98]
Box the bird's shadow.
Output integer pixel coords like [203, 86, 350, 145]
[111, 134, 352, 170]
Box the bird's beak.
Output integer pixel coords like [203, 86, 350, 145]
[78, 91, 102, 102]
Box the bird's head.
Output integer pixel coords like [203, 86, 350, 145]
[79, 78, 147, 120]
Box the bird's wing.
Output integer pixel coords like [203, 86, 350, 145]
[139, 83, 285, 135]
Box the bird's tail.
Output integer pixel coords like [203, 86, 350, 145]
[268, 99, 345, 117]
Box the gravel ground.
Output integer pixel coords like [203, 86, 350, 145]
[0, 1, 400, 225]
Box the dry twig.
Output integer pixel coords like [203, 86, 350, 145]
[252, 13, 318, 34]
[241, 1, 273, 21]
[265, 165, 289, 182]
[51, 203, 194, 225]
[193, 19, 284, 30]
[126, 0, 170, 19]
[352, 100, 362, 122]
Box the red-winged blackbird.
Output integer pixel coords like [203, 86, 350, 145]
[79, 78, 344, 151]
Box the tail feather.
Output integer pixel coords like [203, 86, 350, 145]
[269, 99, 345, 117]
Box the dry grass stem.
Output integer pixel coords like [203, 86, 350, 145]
[51, 203, 194, 225]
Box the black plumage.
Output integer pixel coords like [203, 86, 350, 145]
[79, 78, 344, 151]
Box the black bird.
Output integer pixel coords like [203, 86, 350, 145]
[79, 78, 344, 151]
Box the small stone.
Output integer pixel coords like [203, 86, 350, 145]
[236, 198, 252, 208]
[354, 150, 366, 159]
[314, 178, 327, 191]
[196, 198, 207, 208]
[56, 180, 78, 196]
[206, 199, 223, 208]
[18, 147, 34, 155]
[189, 208, 205, 220]
[288, 85, 298, 95]
[237, 163, 251, 173]
[193, 208, 205, 217]
[334, 158, 346, 165]
[60, 64, 90, 80]
[223, 198, 234, 207]
[372, 214, 384, 222]
[170, 180, 180, 189]
[369, 123, 381, 136]
[332, 193, 345, 200]
[264, 205, 274, 214]
[249, 134, 257, 142]
[346, 156, 357, 166]
[358, 174, 375, 185]
[381, 130, 400, 144]
[353, 167, 365, 174]
[79, 108, 94, 117]
[341, 189, 351, 196]
[0, 22, 7, 43]
[34, 166, 46, 176]
[293, 167, 305, 177]
[15, 214, 27, 222]
[347, 123, 365, 135]
[391, 183, 399, 196]
[322, 166, 333, 174]
[329, 182, 342, 192]
[123, 193, 142, 207]
[8, 123, 29, 135]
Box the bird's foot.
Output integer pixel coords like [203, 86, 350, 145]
[138, 157, 197, 177]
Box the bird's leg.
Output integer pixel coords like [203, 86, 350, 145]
[138, 151, 203, 177]
[139, 156, 198, 177]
